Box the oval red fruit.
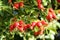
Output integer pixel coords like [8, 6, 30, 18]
[38, 4, 44, 9]
[30, 22, 36, 30]
[13, 22, 19, 27]
[24, 24, 31, 30]
[13, 2, 19, 9]
[26, 24, 31, 28]
[31, 22, 36, 27]
[17, 26, 24, 32]
[19, 2, 24, 7]
[52, 13, 57, 19]
[9, 24, 15, 32]
[19, 20, 24, 25]
[49, 8, 54, 13]
[46, 12, 53, 21]
[23, 25, 27, 30]
[49, 8, 57, 19]
[36, 21, 42, 28]
[41, 20, 48, 25]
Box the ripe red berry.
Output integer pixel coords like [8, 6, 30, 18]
[19, 20, 25, 26]
[52, 12, 57, 19]
[23, 25, 27, 30]
[26, 24, 31, 28]
[13, 2, 19, 9]
[9, 24, 15, 32]
[13, 22, 19, 27]
[41, 20, 48, 25]
[31, 22, 36, 27]
[17, 26, 24, 32]
[19, 2, 24, 8]
[38, 4, 44, 9]
[23, 24, 31, 30]
[30, 22, 36, 30]
[57, 0, 60, 3]
[49, 8, 57, 19]
[49, 8, 54, 13]
[19, 20, 24, 25]
[36, 21, 42, 28]
[46, 12, 53, 21]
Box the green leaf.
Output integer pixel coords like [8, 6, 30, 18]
[42, 0, 48, 6]
[57, 14, 60, 19]
[34, 26, 39, 32]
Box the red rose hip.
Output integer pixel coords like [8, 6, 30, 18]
[41, 20, 48, 25]
[17, 26, 24, 32]
[31, 22, 36, 27]
[19, 2, 24, 7]
[38, 4, 44, 9]
[36, 21, 42, 28]
[13, 22, 19, 27]
[9, 24, 15, 32]
[13, 2, 19, 9]
[46, 12, 53, 21]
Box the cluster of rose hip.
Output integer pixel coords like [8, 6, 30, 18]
[13, 2, 24, 9]
[37, 0, 57, 21]
[46, 8, 57, 21]
[36, 0, 44, 10]
[8, 0, 24, 9]
[8, 0, 44, 10]
[9, 0, 57, 36]
[8, 0, 60, 10]
[10, 20, 48, 36]
[36, 0, 60, 10]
